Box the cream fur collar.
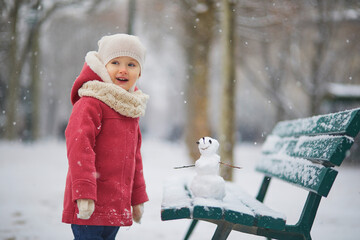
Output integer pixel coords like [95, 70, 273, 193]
[78, 81, 149, 118]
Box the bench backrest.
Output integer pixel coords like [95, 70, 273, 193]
[256, 108, 360, 197]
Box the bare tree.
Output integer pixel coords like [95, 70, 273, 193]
[1, 0, 101, 140]
[236, 1, 299, 122]
[289, 0, 359, 115]
[296, 0, 336, 116]
[28, 1, 41, 140]
[3, 0, 22, 140]
[219, 0, 237, 181]
[178, 0, 216, 161]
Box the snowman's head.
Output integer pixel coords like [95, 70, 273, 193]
[197, 137, 219, 156]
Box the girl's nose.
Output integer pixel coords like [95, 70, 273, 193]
[118, 65, 128, 74]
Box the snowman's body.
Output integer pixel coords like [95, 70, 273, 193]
[190, 137, 226, 200]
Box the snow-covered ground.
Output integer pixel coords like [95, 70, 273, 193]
[0, 139, 359, 240]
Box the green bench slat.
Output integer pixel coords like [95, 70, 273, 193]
[161, 177, 192, 220]
[291, 136, 353, 166]
[191, 191, 258, 226]
[226, 184, 286, 230]
[161, 207, 191, 220]
[257, 215, 285, 230]
[224, 209, 255, 226]
[222, 185, 256, 226]
[262, 135, 354, 166]
[262, 136, 295, 155]
[192, 198, 223, 220]
[256, 156, 338, 197]
[271, 108, 360, 138]
[193, 205, 223, 219]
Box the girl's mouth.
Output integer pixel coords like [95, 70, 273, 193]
[116, 77, 128, 82]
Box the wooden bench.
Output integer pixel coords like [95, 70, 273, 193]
[161, 108, 360, 240]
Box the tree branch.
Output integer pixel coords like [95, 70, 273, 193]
[242, 57, 301, 119]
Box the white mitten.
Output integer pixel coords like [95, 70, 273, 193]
[132, 204, 144, 224]
[77, 199, 95, 220]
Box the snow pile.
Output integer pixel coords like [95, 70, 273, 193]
[161, 177, 191, 209]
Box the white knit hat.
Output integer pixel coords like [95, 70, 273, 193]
[97, 34, 146, 71]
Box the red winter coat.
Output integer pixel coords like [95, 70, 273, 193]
[62, 52, 149, 226]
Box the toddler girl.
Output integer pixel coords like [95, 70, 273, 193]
[62, 34, 149, 240]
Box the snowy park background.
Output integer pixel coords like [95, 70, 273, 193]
[1, 139, 360, 239]
[1, 1, 360, 239]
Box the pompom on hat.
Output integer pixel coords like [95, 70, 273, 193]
[97, 34, 146, 71]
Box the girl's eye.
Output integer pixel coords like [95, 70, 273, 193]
[111, 61, 119, 65]
[128, 63, 136, 67]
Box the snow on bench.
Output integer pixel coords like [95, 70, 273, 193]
[223, 183, 286, 230]
[161, 177, 286, 230]
[161, 177, 192, 220]
[271, 108, 360, 138]
[258, 114, 357, 197]
[256, 154, 337, 197]
[262, 134, 354, 166]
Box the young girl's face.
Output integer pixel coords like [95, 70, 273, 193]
[105, 56, 141, 91]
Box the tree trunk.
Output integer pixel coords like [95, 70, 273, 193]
[186, 44, 212, 161]
[183, 1, 215, 161]
[127, 0, 136, 35]
[219, 0, 236, 181]
[29, 27, 41, 140]
[5, 0, 21, 140]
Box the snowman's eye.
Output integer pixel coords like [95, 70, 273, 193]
[209, 139, 212, 144]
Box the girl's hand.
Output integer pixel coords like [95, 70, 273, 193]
[77, 199, 95, 220]
[132, 203, 144, 223]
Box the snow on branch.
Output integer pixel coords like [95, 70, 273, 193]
[327, 83, 360, 98]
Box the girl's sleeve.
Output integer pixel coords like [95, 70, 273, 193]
[65, 98, 102, 203]
[131, 126, 149, 206]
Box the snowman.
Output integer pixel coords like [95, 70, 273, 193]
[190, 137, 226, 200]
